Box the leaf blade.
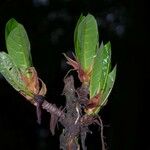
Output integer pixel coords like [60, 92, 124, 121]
[88, 66, 116, 115]
[75, 14, 99, 71]
[90, 42, 111, 99]
[0, 52, 31, 94]
[5, 19, 32, 71]
[5, 18, 18, 40]
[101, 65, 117, 106]
[74, 14, 85, 51]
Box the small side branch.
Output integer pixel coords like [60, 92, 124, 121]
[99, 117, 106, 150]
[26, 75, 107, 150]
[42, 100, 65, 119]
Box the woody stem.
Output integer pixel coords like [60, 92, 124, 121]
[41, 100, 65, 119]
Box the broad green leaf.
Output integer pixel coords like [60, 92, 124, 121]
[74, 14, 85, 48]
[5, 19, 32, 72]
[101, 65, 116, 106]
[5, 18, 18, 39]
[90, 42, 111, 99]
[0, 52, 31, 95]
[92, 66, 116, 115]
[75, 14, 99, 71]
[88, 65, 116, 115]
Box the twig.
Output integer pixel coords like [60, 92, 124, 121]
[41, 100, 65, 119]
[26, 75, 106, 150]
[99, 117, 106, 150]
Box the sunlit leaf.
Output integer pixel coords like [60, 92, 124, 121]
[5, 18, 32, 72]
[75, 14, 99, 71]
[90, 42, 111, 99]
[0, 52, 31, 95]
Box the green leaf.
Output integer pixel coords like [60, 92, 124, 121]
[74, 14, 85, 48]
[90, 42, 111, 99]
[0, 52, 31, 95]
[75, 14, 99, 71]
[89, 65, 116, 115]
[5, 18, 18, 40]
[101, 65, 117, 106]
[90, 66, 117, 115]
[5, 19, 32, 72]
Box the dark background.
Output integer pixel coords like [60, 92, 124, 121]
[0, 0, 148, 150]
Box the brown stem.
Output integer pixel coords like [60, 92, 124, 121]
[42, 100, 65, 119]
[99, 117, 106, 150]
[32, 97, 93, 126]
[26, 75, 106, 150]
[31, 98, 65, 121]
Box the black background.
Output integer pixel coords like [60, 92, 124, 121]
[0, 0, 148, 150]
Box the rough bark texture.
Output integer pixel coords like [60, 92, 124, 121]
[32, 75, 104, 150]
